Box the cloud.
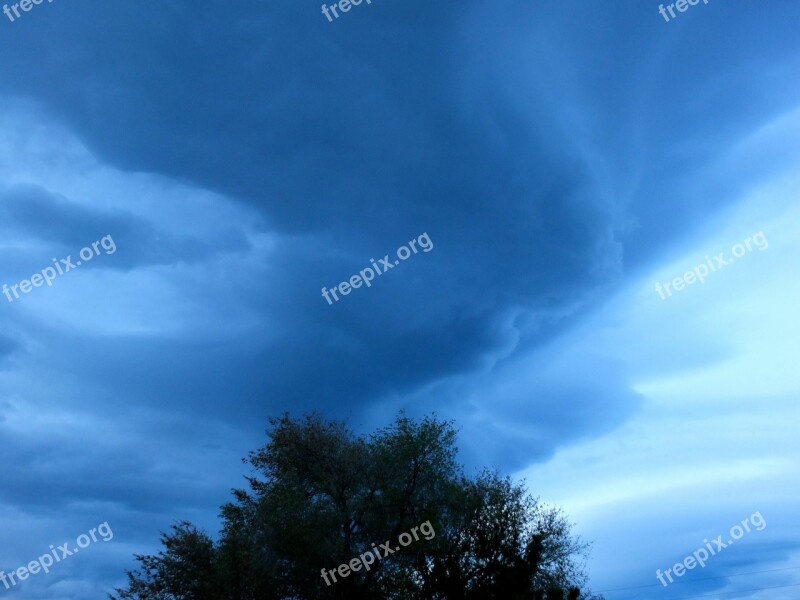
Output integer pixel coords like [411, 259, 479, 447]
[516, 168, 800, 597]
[0, 183, 251, 274]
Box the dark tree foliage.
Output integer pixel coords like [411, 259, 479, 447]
[112, 522, 219, 600]
[111, 413, 602, 600]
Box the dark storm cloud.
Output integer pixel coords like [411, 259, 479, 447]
[0, 184, 250, 275]
[0, 0, 633, 431]
[0, 429, 201, 513]
[0, 3, 620, 256]
[0, 0, 795, 456]
[381, 347, 644, 473]
[0, 0, 795, 472]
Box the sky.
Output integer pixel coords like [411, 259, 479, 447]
[0, 0, 798, 598]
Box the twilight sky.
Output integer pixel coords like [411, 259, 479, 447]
[0, 1, 799, 598]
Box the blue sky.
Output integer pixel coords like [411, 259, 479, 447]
[0, 0, 798, 598]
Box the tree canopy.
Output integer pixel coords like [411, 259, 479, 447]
[111, 413, 600, 600]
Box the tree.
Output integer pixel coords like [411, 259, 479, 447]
[112, 522, 219, 600]
[111, 413, 601, 600]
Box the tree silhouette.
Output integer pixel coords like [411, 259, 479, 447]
[112, 413, 601, 600]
